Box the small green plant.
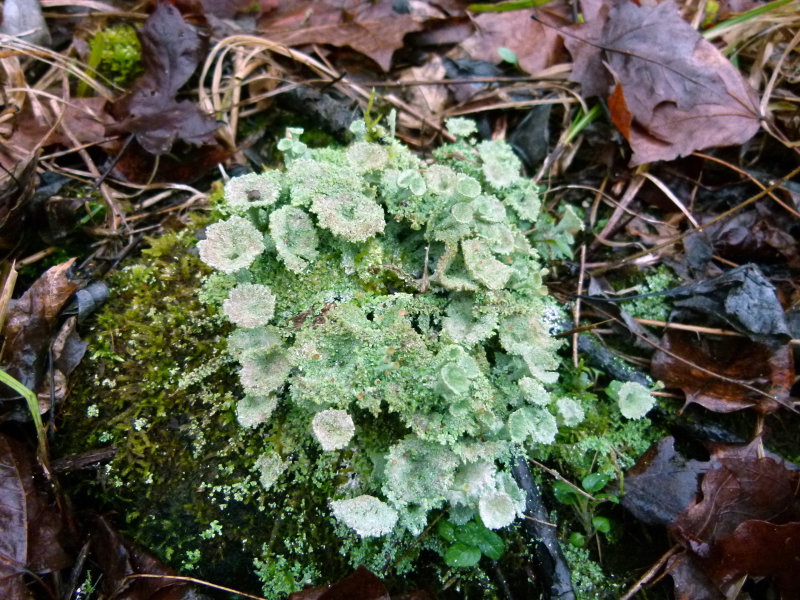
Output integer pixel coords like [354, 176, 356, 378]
[553, 472, 619, 547]
[0, 369, 46, 461]
[438, 518, 505, 568]
[497, 47, 520, 68]
[75, 569, 99, 600]
[79, 24, 142, 96]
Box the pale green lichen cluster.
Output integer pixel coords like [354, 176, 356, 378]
[199, 117, 652, 553]
[54, 123, 665, 600]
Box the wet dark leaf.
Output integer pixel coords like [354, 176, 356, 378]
[557, 0, 760, 164]
[683, 231, 714, 272]
[674, 266, 791, 346]
[674, 455, 800, 543]
[289, 565, 390, 600]
[258, 1, 426, 72]
[508, 104, 551, 169]
[703, 206, 800, 269]
[0, 433, 70, 599]
[113, 2, 217, 155]
[92, 516, 195, 600]
[666, 552, 723, 600]
[1, 258, 80, 392]
[65, 281, 110, 324]
[622, 437, 709, 526]
[670, 454, 800, 595]
[712, 521, 800, 596]
[597, 264, 791, 346]
[650, 328, 793, 413]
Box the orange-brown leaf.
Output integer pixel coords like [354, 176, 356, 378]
[608, 83, 632, 141]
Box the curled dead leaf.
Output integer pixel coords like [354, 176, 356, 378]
[1, 258, 80, 395]
[112, 2, 218, 155]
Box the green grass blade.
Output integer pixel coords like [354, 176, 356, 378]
[0, 369, 47, 458]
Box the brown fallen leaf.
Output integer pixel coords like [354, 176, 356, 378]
[1, 258, 81, 395]
[670, 452, 800, 597]
[289, 565, 390, 600]
[1, 97, 111, 158]
[112, 2, 218, 155]
[623, 438, 800, 598]
[651, 328, 793, 413]
[92, 516, 195, 600]
[701, 205, 800, 270]
[258, 0, 426, 72]
[557, 0, 760, 164]
[459, 8, 566, 75]
[0, 433, 70, 600]
[711, 521, 800, 595]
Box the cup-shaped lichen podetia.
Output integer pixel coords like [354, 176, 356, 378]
[197, 117, 653, 564]
[197, 118, 564, 541]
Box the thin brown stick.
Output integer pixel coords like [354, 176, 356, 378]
[693, 152, 800, 219]
[590, 173, 647, 252]
[524, 514, 557, 527]
[619, 544, 682, 600]
[529, 458, 598, 502]
[573, 244, 586, 368]
[634, 317, 800, 345]
[123, 574, 268, 600]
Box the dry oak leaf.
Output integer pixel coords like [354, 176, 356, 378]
[258, 0, 426, 72]
[560, 0, 760, 164]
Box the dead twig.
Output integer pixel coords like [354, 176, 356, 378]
[589, 164, 800, 275]
[619, 544, 682, 600]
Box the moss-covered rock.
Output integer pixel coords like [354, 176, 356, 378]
[55, 225, 479, 597]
